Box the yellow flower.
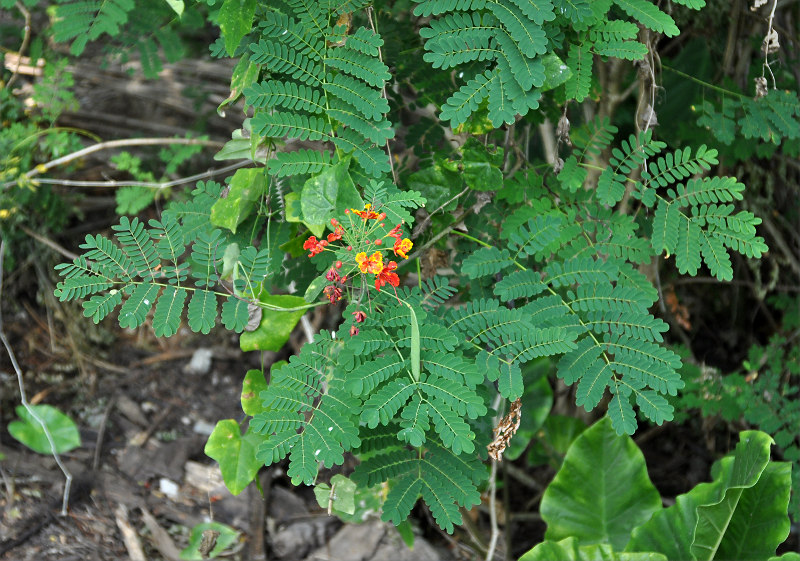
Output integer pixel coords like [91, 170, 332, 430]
[355, 251, 383, 274]
[393, 238, 413, 259]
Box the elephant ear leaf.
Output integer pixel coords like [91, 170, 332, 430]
[540, 416, 662, 551]
[627, 430, 792, 561]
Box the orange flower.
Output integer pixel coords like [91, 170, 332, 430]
[327, 224, 344, 242]
[393, 238, 413, 259]
[355, 251, 383, 274]
[375, 261, 399, 290]
[352, 203, 380, 220]
[387, 223, 403, 239]
[303, 236, 327, 257]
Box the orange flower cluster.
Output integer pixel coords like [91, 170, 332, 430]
[300, 203, 415, 310]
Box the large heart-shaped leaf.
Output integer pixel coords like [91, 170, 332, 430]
[627, 430, 791, 561]
[519, 537, 667, 561]
[8, 404, 81, 454]
[540, 416, 661, 550]
[204, 419, 262, 495]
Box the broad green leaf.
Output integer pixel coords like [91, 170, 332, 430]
[692, 431, 788, 560]
[406, 160, 463, 211]
[8, 405, 81, 454]
[218, 53, 260, 115]
[541, 416, 661, 550]
[241, 368, 270, 416]
[218, 0, 256, 56]
[164, 0, 183, 16]
[626, 431, 789, 561]
[180, 521, 239, 560]
[770, 554, 800, 561]
[461, 138, 503, 191]
[204, 420, 262, 495]
[520, 537, 668, 561]
[239, 293, 307, 352]
[540, 52, 572, 92]
[300, 158, 363, 227]
[303, 274, 327, 303]
[314, 474, 357, 515]
[210, 168, 266, 233]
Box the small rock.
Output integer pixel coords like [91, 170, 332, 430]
[184, 348, 213, 374]
[159, 478, 180, 499]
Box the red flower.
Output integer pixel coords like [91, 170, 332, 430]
[352, 310, 366, 323]
[387, 224, 403, 239]
[350, 324, 359, 337]
[325, 267, 340, 282]
[303, 236, 326, 257]
[323, 285, 342, 303]
[375, 261, 399, 290]
[327, 224, 344, 243]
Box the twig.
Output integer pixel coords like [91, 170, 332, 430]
[2, 137, 224, 189]
[0, 240, 72, 516]
[411, 186, 470, 239]
[485, 391, 505, 561]
[366, 6, 397, 185]
[92, 397, 117, 471]
[5, 2, 31, 90]
[19, 225, 79, 261]
[485, 459, 501, 561]
[11, 160, 251, 190]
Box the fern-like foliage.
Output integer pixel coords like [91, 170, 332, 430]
[243, 279, 487, 533]
[414, 0, 671, 126]
[451, 120, 766, 435]
[53, 181, 280, 335]
[243, 5, 393, 177]
[52, 0, 186, 77]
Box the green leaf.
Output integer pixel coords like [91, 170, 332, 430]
[528, 414, 587, 469]
[219, 0, 256, 56]
[241, 368, 270, 416]
[520, 537, 668, 561]
[613, 0, 679, 37]
[210, 168, 266, 233]
[540, 416, 662, 550]
[164, 0, 184, 17]
[204, 420, 262, 495]
[314, 474, 357, 515]
[300, 158, 363, 227]
[626, 431, 789, 561]
[540, 52, 572, 92]
[180, 521, 239, 560]
[692, 431, 788, 560]
[461, 139, 503, 191]
[239, 293, 307, 351]
[8, 405, 81, 454]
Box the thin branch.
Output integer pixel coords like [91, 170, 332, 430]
[3, 137, 224, 189]
[19, 225, 79, 261]
[366, 7, 398, 185]
[0, 240, 72, 516]
[5, 2, 31, 90]
[7, 160, 252, 190]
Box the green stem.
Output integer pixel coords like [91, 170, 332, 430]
[662, 64, 747, 100]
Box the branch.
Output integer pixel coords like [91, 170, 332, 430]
[3, 137, 224, 190]
[5, 2, 31, 90]
[0, 240, 72, 516]
[9, 160, 252, 190]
